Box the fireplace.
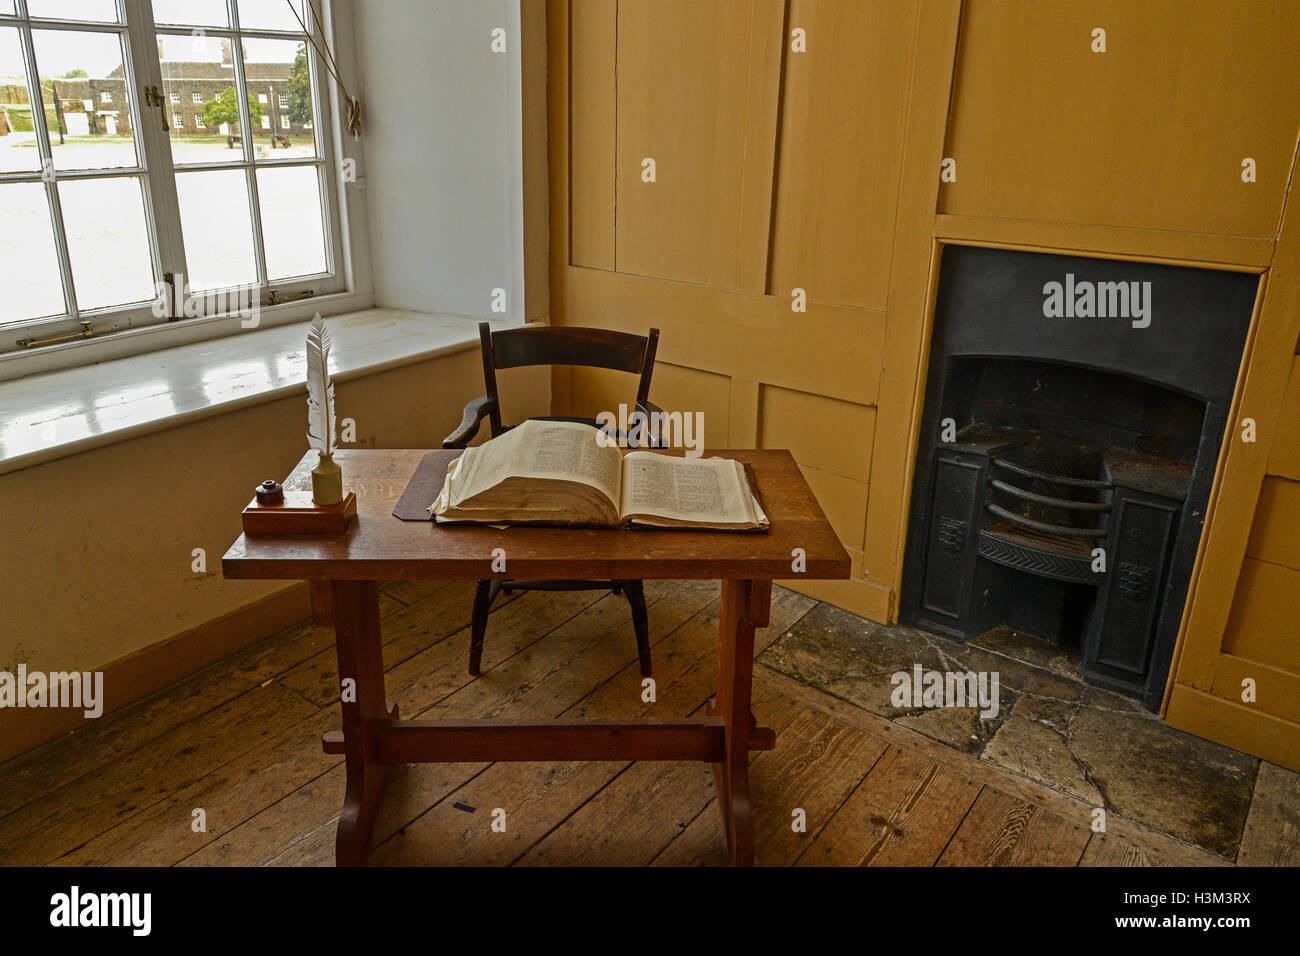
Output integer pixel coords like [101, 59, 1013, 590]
[900, 247, 1258, 710]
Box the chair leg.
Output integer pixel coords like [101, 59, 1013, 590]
[625, 580, 652, 678]
[468, 579, 493, 676]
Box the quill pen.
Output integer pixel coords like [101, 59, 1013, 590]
[305, 314, 336, 456]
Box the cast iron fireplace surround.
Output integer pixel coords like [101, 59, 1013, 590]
[900, 246, 1257, 710]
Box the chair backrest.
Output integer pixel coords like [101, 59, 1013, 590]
[478, 322, 659, 435]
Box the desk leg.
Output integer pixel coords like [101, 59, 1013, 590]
[330, 580, 396, 866]
[309, 579, 333, 625]
[711, 578, 771, 866]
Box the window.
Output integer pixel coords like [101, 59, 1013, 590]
[1, 0, 342, 355]
[257, 92, 267, 103]
[280, 114, 288, 129]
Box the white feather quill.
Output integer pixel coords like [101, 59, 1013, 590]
[305, 314, 336, 455]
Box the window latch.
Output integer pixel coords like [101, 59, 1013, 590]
[142, 84, 168, 132]
[17, 319, 121, 349]
[265, 289, 314, 306]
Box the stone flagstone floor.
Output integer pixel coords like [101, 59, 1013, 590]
[758, 603, 1294, 861]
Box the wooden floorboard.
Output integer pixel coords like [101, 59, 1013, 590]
[0, 605, 347, 822]
[797, 746, 982, 866]
[0, 581, 1258, 867]
[4, 683, 317, 866]
[182, 585, 634, 866]
[936, 787, 1092, 867]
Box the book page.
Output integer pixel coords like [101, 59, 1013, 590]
[516, 420, 622, 505]
[619, 453, 753, 524]
[450, 419, 622, 509]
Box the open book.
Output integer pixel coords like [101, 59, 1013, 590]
[429, 419, 768, 531]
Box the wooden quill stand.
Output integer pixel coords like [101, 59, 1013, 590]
[242, 486, 357, 535]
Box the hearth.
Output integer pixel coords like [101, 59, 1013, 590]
[900, 247, 1257, 709]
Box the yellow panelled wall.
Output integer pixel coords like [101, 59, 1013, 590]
[544, 0, 1300, 765]
[941, 0, 1300, 236]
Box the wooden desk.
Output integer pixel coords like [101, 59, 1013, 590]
[223, 448, 849, 865]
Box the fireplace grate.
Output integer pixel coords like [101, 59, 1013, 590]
[979, 447, 1112, 584]
[985, 500, 1106, 538]
[989, 457, 1111, 489]
[912, 422, 1193, 694]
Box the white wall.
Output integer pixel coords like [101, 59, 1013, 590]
[351, 0, 526, 323]
[0, 350, 549, 678]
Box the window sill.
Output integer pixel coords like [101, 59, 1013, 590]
[0, 309, 503, 477]
[0, 290, 373, 381]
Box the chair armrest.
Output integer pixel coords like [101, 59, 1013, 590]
[443, 396, 498, 448]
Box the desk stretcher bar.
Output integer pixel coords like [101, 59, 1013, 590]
[322, 717, 777, 764]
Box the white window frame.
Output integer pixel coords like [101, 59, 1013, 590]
[193, 113, 203, 128]
[0, 0, 361, 371]
[171, 111, 181, 128]
[99, 90, 111, 102]
[190, 90, 201, 103]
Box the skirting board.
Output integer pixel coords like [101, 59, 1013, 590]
[1166, 682, 1300, 772]
[782, 576, 892, 626]
[0, 583, 311, 764]
[777, 546, 893, 624]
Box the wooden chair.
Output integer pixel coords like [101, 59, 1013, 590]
[443, 322, 663, 677]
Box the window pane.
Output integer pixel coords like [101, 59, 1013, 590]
[157, 34, 242, 164]
[0, 183, 65, 323]
[176, 168, 257, 291]
[32, 29, 138, 170]
[242, 37, 315, 159]
[58, 176, 155, 310]
[236, 0, 309, 33]
[26, 0, 119, 23]
[150, 0, 228, 28]
[257, 164, 325, 280]
[0, 27, 40, 173]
